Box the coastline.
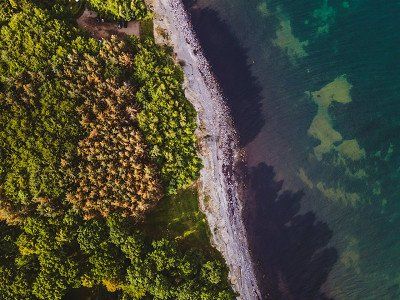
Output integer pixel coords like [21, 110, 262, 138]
[148, 0, 261, 298]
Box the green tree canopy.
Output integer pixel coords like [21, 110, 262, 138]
[87, 0, 150, 21]
[0, 3, 98, 223]
[132, 39, 202, 194]
[0, 4, 75, 79]
[0, 2, 234, 299]
[64, 39, 163, 219]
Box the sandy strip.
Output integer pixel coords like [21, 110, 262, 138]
[149, 0, 261, 298]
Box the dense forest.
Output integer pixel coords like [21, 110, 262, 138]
[0, 0, 234, 299]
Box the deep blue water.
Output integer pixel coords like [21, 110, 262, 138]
[183, 0, 400, 298]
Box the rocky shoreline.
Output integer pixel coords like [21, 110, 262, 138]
[149, 0, 261, 298]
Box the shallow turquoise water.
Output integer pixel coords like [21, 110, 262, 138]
[186, 0, 400, 298]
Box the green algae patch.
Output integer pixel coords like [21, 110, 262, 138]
[298, 168, 314, 189]
[316, 181, 361, 206]
[305, 76, 371, 206]
[308, 75, 354, 160]
[336, 139, 366, 161]
[273, 11, 308, 61]
[309, 113, 343, 160]
[346, 168, 367, 180]
[298, 166, 367, 206]
[311, 75, 352, 107]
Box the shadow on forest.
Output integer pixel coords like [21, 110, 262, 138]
[245, 163, 337, 299]
[182, 2, 265, 146]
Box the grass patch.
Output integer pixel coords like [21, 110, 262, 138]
[139, 18, 154, 41]
[141, 188, 215, 253]
[140, 188, 235, 296]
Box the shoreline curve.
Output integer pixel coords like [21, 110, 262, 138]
[148, 0, 262, 298]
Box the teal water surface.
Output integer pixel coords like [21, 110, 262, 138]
[190, 0, 400, 298]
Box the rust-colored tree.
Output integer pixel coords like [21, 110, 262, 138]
[65, 39, 162, 219]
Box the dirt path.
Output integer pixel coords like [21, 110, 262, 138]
[77, 9, 140, 39]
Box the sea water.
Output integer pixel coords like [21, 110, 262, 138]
[183, 0, 400, 298]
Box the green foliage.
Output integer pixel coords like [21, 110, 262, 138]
[0, 71, 83, 223]
[0, 2, 233, 299]
[77, 218, 127, 291]
[17, 215, 82, 299]
[0, 212, 235, 299]
[123, 236, 234, 299]
[33, 0, 86, 19]
[201, 261, 224, 285]
[87, 0, 150, 21]
[0, 4, 75, 79]
[32, 252, 80, 299]
[133, 39, 202, 194]
[0, 224, 35, 300]
[0, 0, 18, 24]
[0, 3, 98, 223]
[0, 213, 83, 300]
[64, 39, 162, 219]
[111, 217, 235, 299]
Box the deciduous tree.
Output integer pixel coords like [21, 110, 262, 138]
[64, 39, 162, 219]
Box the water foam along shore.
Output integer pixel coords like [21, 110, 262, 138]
[148, 0, 262, 298]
